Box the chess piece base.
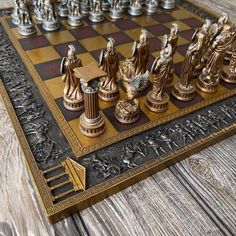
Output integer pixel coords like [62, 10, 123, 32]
[89, 11, 104, 22]
[58, 6, 69, 17]
[42, 20, 60, 31]
[102, 2, 111, 11]
[63, 95, 84, 111]
[68, 15, 83, 27]
[161, 0, 175, 9]
[221, 66, 236, 84]
[79, 113, 105, 137]
[115, 107, 140, 124]
[196, 76, 218, 93]
[109, 8, 124, 20]
[128, 5, 143, 16]
[145, 91, 169, 113]
[145, 2, 158, 15]
[99, 87, 120, 102]
[18, 24, 36, 36]
[172, 83, 196, 101]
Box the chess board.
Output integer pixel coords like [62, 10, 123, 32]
[0, 1, 236, 222]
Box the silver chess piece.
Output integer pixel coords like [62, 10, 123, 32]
[161, 0, 175, 10]
[34, 0, 45, 21]
[80, 0, 90, 15]
[12, 0, 20, 25]
[128, 0, 143, 16]
[58, 0, 69, 17]
[145, 0, 158, 15]
[121, 0, 130, 9]
[42, 0, 60, 31]
[89, 0, 104, 22]
[102, 0, 111, 11]
[17, 1, 36, 36]
[109, 0, 124, 20]
[68, 0, 83, 26]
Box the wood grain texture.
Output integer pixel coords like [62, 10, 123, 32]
[0, 0, 236, 235]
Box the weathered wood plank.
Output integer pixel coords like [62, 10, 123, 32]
[171, 136, 236, 235]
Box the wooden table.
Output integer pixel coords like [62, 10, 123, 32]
[0, 1, 235, 235]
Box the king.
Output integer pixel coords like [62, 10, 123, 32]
[60, 45, 84, 111]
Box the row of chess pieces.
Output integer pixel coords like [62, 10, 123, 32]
[11, 0, 175, 35]
[59, 13, 236, 138]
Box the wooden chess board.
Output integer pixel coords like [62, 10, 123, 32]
[0, 2, 236, 222]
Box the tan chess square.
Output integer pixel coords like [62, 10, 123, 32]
[169, 9, 194, 20]
[69, 112, 118, 148]
[26, 46, 60, 64]
[131, 15, 158, 26]
[177, 35, 189, 46]
[92, 22, 120, 35]
[99, 88, 126, 110]
[164, 20, 191, 32]
[139, 95, 179, 122]
[44, 76, 64, 99]
[79, 52, 96, 65]
[116, 42, 134, 58]
[45, 30, 76, 45]
[174, 52, 184, 64]
[79, 36, 107, 51]
[124, 28, 154, 41]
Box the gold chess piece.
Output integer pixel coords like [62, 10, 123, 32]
[167, 23, 179, 83]
[221, 46, 236, 83]
[74, 63, 107, 137]
[197, 24, 236, 93]
[146, 38, 172, 113]
[172, 29, 206, 101]
[115, 62, 140, 124]
[61, 45, 84, 111]
[99, 38, 120, 102]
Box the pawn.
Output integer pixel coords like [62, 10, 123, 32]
[42, 0, 60, 31]
[68, 0, 83, 27]
[102, 0, 111, 11]
[89, 0, 104, 22]
[60, 45, 84, 111]
[80, 0, 90, 15]
[128, 0, 143, 16]
[121, 0, 130, 9]
[34, 0, 45, 21]
[58, 0, 69, 17]
[221, 48, 236, 84]
[161, 0, 175, 10]
[109, 0, 124, 20]
[17, 1, 36, 36]
[146, 41, 172, 113]
[12, 0, 20, 25]
[145, 0, 158, 15]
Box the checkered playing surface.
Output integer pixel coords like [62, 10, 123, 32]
[5, 6, 236, 149]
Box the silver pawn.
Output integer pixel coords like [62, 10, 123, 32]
[34, 0, 45, 21]
[121, 0, 130, 9]
[58, 0, 69, 17]
[42, 0, 60, 31]
[89, 0, 104, 22]
[12, 0, 20, 25]
[17, 1, 36, 36]
[68, 0, 83, 26]
[80, 0, 90, 15]
[128, 0, 143, 16]
[102, 0, 111, 11]
[109, 0, 124, 20]
[145, 0, 158, 15]
[161, 0, 175, 10]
